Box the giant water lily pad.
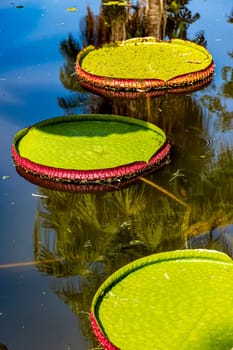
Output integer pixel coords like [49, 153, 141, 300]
[91, 249, 233, 350]
[76, 37, 214, 95]
[11, 114, 170, 192]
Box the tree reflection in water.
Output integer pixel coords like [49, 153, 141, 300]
[34, 0, 233, 347]
[33, 140, 233, 346]
[33, 181, 184, 346]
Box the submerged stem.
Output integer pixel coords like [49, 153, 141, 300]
[140, 177, 190, 209]
[140, 177, 192, 245]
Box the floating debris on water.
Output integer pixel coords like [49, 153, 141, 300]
[66, 7, 78, 12]
[32, 193, 48, 199]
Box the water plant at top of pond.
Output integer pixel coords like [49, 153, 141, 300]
[76, 37, 214, 93]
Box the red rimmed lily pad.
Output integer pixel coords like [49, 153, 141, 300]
[11, 114, 170, 192]
[76, 37, 214, 95]
[91, 249, 233, 350]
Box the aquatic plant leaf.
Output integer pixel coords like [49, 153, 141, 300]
[82, 42, 210, 80]
[91, 249, 233, 350]
[103, 0, 128, 6]
[12, 114, 170, 190]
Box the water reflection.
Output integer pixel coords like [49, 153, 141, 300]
[55, 3, 233, 345]
[5, 0, 233, 348]
[33, 182, 185, 275]
[83, 0, 202, 44]
[32, 141, 233, 345]
[166, 1, 200, 40]
[33, 182, 185, 346]
[33, 145, 233, 265]
[201, 64, 233, 132]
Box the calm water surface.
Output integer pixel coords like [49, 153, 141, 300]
[0, 0, 233, 349]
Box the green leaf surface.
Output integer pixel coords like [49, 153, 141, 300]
[80, 39, 213, 81]
[92, 249, 233, 350]
[16, 114, 166, 170]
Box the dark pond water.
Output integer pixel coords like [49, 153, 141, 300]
[0, 0, 233, 349]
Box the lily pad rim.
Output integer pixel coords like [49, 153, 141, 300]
[91, 249, 233, 349]
[76, 37, 214, 84]
[91, 249, 232, 314]
[12, 114, 170, 182]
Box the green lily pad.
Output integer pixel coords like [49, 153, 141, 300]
[103, 0, 128, 5]
[16, 116, 164, 169]
[80, 40, 211, 80]
[12, 114, 170, 187]
[91, 249, 233, 350]
[76, 38, 214, 92]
